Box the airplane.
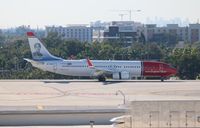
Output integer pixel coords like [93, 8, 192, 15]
[24, 32, 177, 82]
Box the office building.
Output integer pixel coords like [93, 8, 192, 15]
[103, 21, 143, 44]
[45, 25, 93, 43]
[144, 23, 200, 43]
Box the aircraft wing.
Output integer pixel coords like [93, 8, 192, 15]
[86, 58, 113, 76]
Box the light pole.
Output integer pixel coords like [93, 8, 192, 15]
[116, 90, 126, 105]
[0, 46, 3, 77]
[90, 121, 95, 128]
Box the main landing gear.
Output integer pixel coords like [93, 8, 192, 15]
[98, 76, 106, 82]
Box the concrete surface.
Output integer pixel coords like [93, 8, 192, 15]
[0, 80, 200, 107]
[0, 126, 112, 128]
[0, 80, 200, 126]
[126, 101, 200, 128]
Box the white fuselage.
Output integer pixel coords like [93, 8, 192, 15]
[33, 59, 142, 77]
[26, 32, 177, 81]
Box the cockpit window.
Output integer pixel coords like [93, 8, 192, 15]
[169, 64, 175, 68]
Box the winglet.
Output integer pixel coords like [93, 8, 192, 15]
[27, 32, 35, 37]
[87, 58, 94, 68]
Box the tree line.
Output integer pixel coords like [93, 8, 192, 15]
[0, 32, 200, 80]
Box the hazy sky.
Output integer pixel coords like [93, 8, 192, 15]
[0, 0, 200, 28]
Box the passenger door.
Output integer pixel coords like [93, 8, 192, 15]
[159, 64, 164, 73]
[53, 62, 57, 72]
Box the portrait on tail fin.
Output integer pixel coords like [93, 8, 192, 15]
[32, 43, 43, 59]
[27, 32, 61, 61]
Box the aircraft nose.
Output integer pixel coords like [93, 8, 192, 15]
[171, 68, 177, 75]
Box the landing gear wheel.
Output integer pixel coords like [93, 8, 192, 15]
[161, 77, 165, 82]
[98, 76, 106, 82]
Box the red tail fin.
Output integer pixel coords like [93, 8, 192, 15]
[27, 32, 35, 37]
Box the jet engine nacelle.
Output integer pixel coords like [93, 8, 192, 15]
[112, 71, 130, 80]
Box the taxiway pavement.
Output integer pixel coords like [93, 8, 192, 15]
[0, 80, 200, 107]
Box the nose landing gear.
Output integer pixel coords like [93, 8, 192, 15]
[161, 77, 165, 82]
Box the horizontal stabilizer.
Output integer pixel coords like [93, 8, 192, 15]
[24, 58, 44, 65]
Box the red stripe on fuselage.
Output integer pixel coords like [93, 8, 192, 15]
[142, 61, 176, 77]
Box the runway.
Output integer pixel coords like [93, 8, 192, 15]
[0, 80, 200, 106]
